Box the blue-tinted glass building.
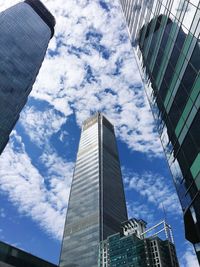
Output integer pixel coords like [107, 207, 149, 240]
[59, 113, 128, 267]
[0, 0, 55, 154]
[99, 218, 179, 267]
[120, 0, 200, 262]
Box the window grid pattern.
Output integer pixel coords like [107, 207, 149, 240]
[98, 234, 179, 267]
[0, 2, 52, 154]
[120, 0, 200, 255]
[60, 114, 127, 267]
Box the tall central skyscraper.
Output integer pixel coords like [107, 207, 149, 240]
[59, 113, 128, 267]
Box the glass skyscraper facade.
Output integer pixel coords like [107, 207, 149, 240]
[120, 0, 200, 262]
[0, 0, 55, 154]
[0, 241, 57, 267]
[59, 113, 128, 267]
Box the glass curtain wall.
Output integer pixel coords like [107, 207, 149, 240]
[120, 0, 200, 262]
[0, 0, 55, 154]
[59, 113, 127, 267]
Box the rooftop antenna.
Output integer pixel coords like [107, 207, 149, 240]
[161, 203, 175, 243]
[162, 202, 167, 222]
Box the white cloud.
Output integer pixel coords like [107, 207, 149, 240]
[125, 171, 182, 216]
[20, 105, 67, 147]
[127, 201, 155, 225]
[0, 0, 163, 157]
[0, 131, 74, 239]
[1, 0, 161, 157]
[180, 243, 199, 267]
[0, 0, 20, 11]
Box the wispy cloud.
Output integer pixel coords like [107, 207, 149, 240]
[180, 242, 199, 267]
[27, 0, 162, 156]
[127, 201, 155, 225]
[125, 171, 182, 216]
[0, 0, 20, 11]
[20, 105, 67, 148]
[0, 131, 74, 239]
[0, 0, 163, 156]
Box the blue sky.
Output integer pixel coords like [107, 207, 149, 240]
[0, 0, 198, 266]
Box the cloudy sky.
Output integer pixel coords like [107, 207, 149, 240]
[0, 0, 198, 266]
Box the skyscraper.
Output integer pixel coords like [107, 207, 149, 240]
[0, 0, 55, 154]
[120, 0, 200, 262]
[59, 113, 128, 267]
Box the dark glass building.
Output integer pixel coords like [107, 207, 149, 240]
[0, 241, 57, 267]
[99, 218, 179, 267]
[0, 0, 55, 154]
[120, 0, 200, 262]
[59, 113, 128, 267]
